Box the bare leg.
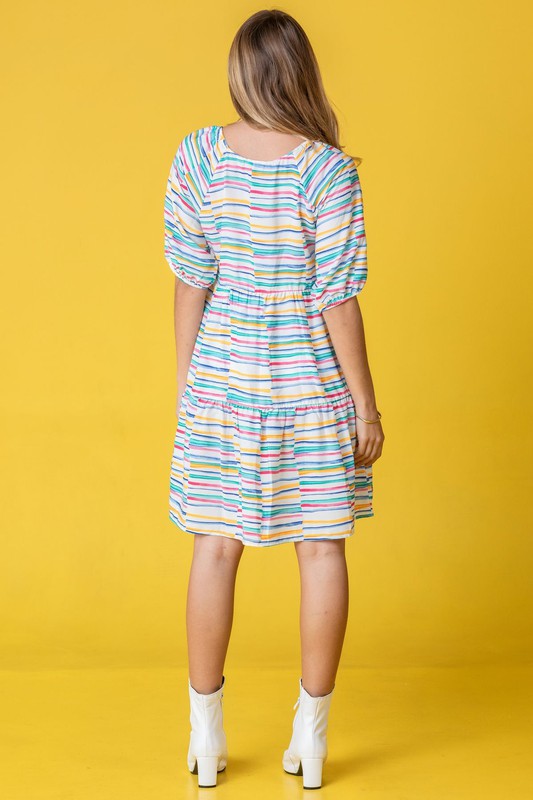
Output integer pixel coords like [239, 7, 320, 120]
[294, 538, 349, 696]
[186, 533, 245, 694]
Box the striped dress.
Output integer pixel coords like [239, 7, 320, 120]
[164, 124, 374, 547]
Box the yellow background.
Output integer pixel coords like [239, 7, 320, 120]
[2, 0, 531, 671]
[1, 1, 532, 797]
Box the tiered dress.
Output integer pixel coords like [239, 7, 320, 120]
[163, 124, 374, 547]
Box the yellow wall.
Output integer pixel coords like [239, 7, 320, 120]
[1, 1, 532, 670]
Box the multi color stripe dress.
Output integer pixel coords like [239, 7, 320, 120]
[164, 124, 374, 547]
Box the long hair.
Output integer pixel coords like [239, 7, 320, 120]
[227, 9, 362, 166]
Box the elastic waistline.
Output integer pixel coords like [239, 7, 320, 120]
[213, 281, 314, 298]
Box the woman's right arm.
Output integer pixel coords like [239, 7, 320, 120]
[173, 278, 207, 415]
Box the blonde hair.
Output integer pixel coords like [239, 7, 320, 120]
[227, 9, 362, 166]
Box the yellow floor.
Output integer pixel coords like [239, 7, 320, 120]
[1, 665, 532, 798]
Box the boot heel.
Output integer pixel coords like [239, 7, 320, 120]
[301, 756, 324, 789]
[196, 755, 219, 787]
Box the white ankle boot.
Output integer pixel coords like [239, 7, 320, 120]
[187, 674, 228, 787]
[282, 676, 335, 789]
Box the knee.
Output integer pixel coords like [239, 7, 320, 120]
[295, 538, 346, 561]
[194, 533, 244, 563]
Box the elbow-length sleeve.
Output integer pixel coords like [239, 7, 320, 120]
[163, 143, 218, 289]
[311, 156, 368, 314]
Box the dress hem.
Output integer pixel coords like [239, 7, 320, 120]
[168, 509, 375, 548]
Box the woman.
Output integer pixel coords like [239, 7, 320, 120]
[163, 8, 385, 789]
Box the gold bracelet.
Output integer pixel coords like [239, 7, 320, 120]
[355, 410, 382, 424]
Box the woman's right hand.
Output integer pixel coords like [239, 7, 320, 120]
[176, 382, 186, 418]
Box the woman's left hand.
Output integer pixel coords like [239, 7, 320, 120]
[354, 415, 385, 467]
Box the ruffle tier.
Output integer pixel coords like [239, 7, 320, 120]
[169, 390, 374, 547]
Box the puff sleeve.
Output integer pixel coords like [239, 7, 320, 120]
[163, 143, 218, 289]
[311, 156, 368, 313]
